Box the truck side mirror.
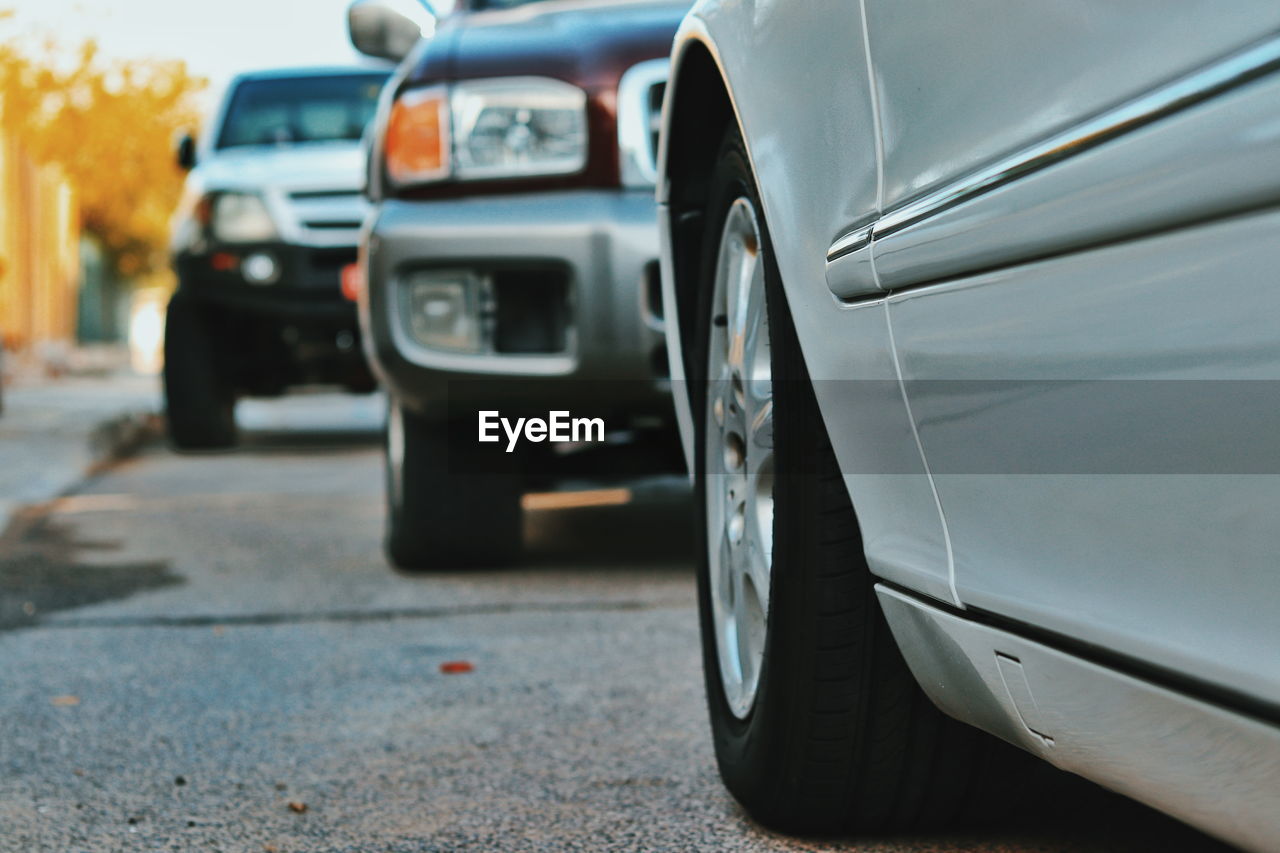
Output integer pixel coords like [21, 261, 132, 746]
[176, 132, 197, 171]
[348, 0, 436, 62]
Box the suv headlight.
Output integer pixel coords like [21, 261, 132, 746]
[385, 86, 450, 186]
[210, 192, 278, 243]
[451, 78, 587, 179]
[384, 77, 587, 188]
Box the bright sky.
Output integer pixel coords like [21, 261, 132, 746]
[2, 0, 389, 110]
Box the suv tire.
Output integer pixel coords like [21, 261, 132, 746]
[164, 293, 237, 451]
[385, 399, 523, 570]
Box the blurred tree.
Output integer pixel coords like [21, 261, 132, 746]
[0, 21, 206, 278]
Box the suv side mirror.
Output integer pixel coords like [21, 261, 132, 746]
[348, 0, 436, 62]
[176, 132, 197, 170]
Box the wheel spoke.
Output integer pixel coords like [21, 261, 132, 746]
[742, 255, 771, 405]
[731, 563, 754, 685]
[745, 448, 773, 603]
[725, 257, 743, 372]
[733, 245, 757, 344]
[726, 211, 757, 373]
[749, 399, 773, 456]
[741, 565, 767, 676]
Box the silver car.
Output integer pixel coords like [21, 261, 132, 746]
[658, 3, 1280, 848]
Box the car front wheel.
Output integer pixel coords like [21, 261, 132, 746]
[692, 127, 1023, 834]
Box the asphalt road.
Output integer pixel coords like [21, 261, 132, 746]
[0, 395, 1231, 852]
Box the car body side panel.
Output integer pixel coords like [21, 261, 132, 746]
[664, 0, 1280, 837]
[668, 2, 955, 601]
[813, 301, 954, 605]
[677, 1, 880, 290]
[889, 208, 1280, 708]
[865, 1, 1280, 211]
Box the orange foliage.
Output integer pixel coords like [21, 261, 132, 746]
[0, 25, 207, 277]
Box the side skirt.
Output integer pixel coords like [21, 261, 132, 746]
[876, 585, 1280, 852]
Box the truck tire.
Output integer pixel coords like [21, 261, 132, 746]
[692, 128, 1026, 834]
[163, 294, 237, 451]
[384, 399, 523, 570]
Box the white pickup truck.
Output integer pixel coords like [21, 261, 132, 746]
[165, 66, 388, 449]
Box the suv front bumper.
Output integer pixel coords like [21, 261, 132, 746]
[361, 189, 670, 424]
[172, 242, 370, 392]
[174, 242, 357, 318]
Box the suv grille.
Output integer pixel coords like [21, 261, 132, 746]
[647, 82, 666, 169]
[618, 59, 669, 188]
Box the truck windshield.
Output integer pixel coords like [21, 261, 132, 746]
[216, 73, 389, 149]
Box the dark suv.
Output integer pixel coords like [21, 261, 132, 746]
[349, 0, 689, 568]
[165, 67, 389, 449]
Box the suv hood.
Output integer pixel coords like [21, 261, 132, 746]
[194, 143, 366, 193]
[414, 0, 690, 86]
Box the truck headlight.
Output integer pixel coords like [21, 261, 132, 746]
[384, 78, 587, 188]
[210, 192, 278, 243]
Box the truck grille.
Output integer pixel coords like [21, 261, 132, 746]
[618, 59, 669, 188]
[281, 188, 367, 245]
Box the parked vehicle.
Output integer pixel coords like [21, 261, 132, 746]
[348, 0, 688, 569]
[166, 67, 389, 450]
[659, 4, 1280, 849]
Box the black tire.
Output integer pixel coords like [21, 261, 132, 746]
[163, 293, 237, 451]
[384, 398, 524, 570]
[692, 128, 1025, 834]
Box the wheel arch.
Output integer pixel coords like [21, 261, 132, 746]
[658, 29, 746, 464]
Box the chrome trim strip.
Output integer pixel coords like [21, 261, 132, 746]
[874, 33, 1280, 240]
[826, 32, 1280, 261]
[826, 224, 873, 262]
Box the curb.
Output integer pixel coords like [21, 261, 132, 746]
[0, 408, 163, 539]
[87, 411, 166, 475]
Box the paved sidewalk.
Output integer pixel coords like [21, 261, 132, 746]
[0, 373, 161, 530]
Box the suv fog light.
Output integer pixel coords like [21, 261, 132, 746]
[242, 252, 280, 285]
[403, 271, 485, 353]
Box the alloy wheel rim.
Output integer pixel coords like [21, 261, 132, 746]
[705, 196, 774, 720]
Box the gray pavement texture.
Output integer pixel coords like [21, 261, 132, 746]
[0, 374, 162, 530]
[0, 394, 1232, 852]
